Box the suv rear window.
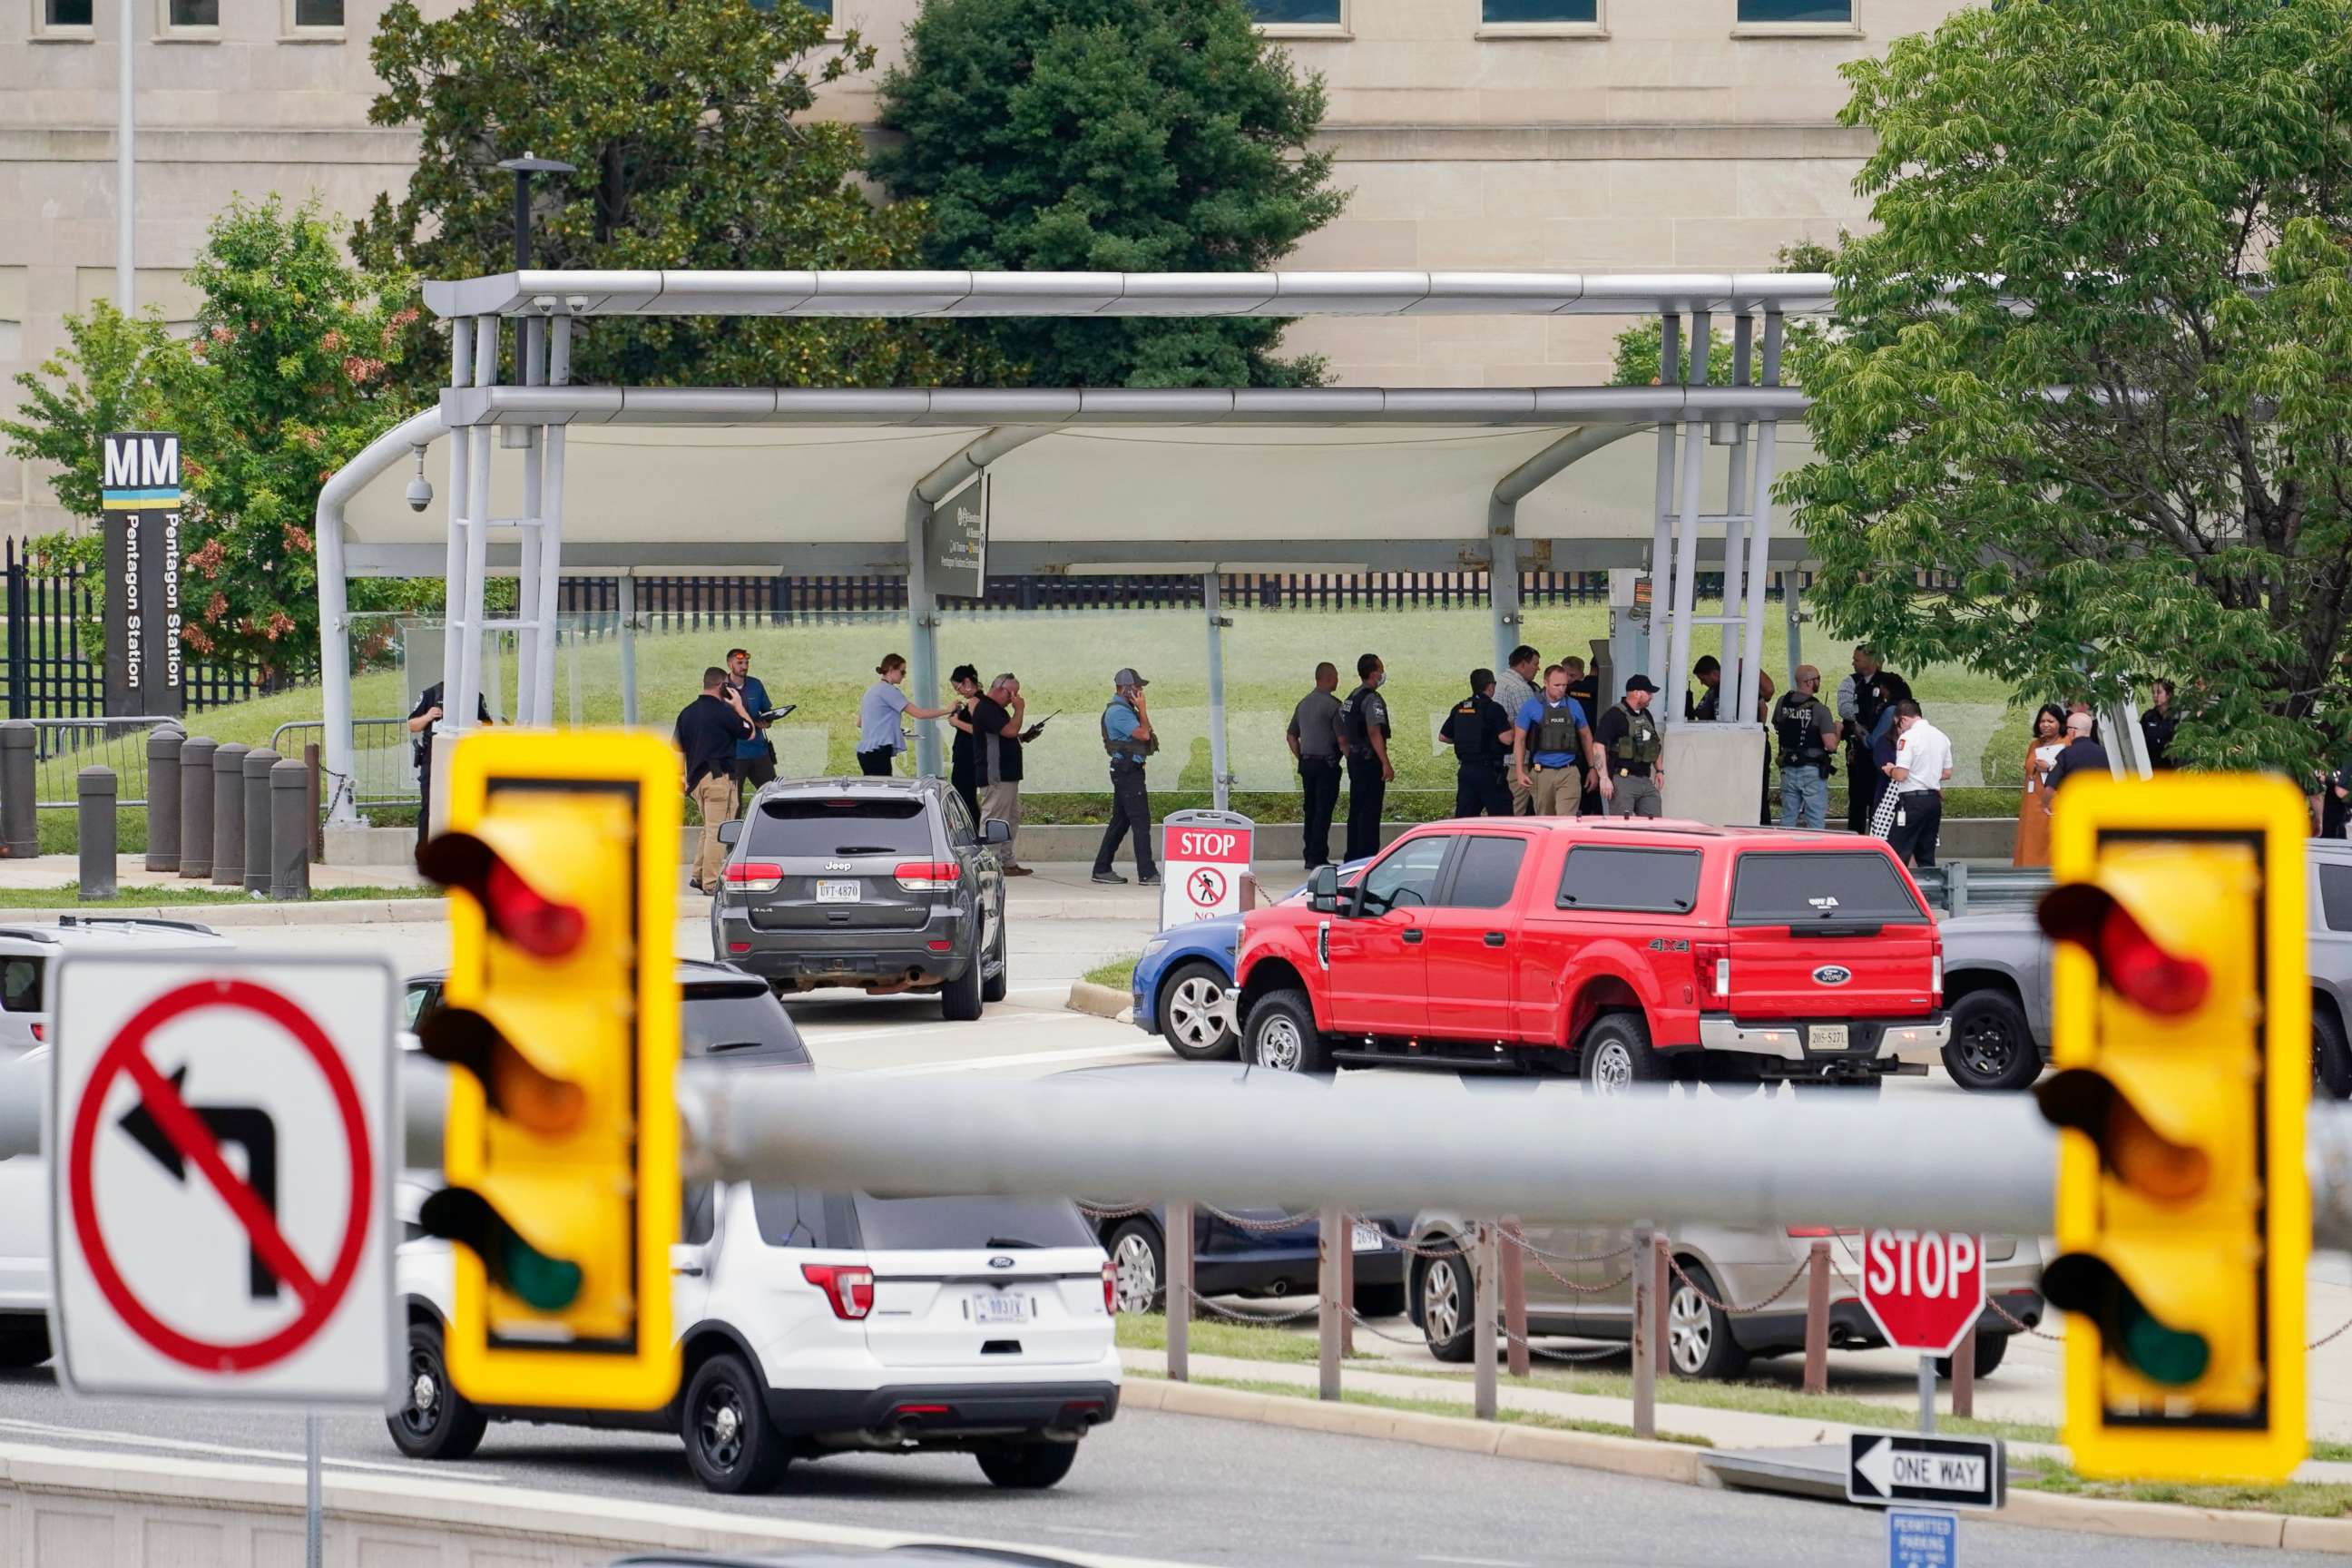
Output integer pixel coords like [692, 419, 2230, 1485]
[0, 958, 42, 1014]
[682, 984, 811, 1065]
[1730, 849, 1926, 926]
[848, 1193, 1097, 1252]
[1557, 847, 1701, 915]
[747, 798, 932, 858]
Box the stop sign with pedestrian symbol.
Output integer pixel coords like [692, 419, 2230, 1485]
[1859, 1230, 1984, 1357]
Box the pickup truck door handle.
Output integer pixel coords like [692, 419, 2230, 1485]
[672, 1263, 705, 1277]
[1484, 932, 1507, 947]
[1401, 929, 1424, 946]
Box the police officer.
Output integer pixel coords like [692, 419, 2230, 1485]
[1439, 669, 1514, 818]
[1838, 644, 1894, 835]
[1513, 663, 1596, 818]
[1772, 664, 1838, 828]
[1338, 652, 1393, 860]
[1593, 675, 1667, 818]
[1090, 667, 1161, 887]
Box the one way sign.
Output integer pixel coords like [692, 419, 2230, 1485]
[1847, 1432, 2006, 1512]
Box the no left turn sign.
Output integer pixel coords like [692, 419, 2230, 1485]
[49, 954, 397, 1404]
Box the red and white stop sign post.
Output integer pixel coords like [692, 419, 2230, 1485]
[1159, 810, 1255, 929]
[1859, 1230, 1984, 1434]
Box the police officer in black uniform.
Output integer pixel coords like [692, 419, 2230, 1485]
[1338, 652, 1393, 861]
[1840, 646, 1894, 835]
[1439, 669, 1514, 818]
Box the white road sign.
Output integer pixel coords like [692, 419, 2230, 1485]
[49, 954, 397, 1404]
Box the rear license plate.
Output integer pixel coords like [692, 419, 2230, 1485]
[1352, 1222, 1383, 1253]
[974, 1294, 1031, 1325]
[1808, 1024, 1851, 1052]
[816, 880, 862, 904]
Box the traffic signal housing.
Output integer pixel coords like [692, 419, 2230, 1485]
[417, 729, 681, 1411]
[2038, 772, 2308, 1483]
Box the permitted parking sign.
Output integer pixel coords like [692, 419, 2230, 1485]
[49, 955, 397, 1404]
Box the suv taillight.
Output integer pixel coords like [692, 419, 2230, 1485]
[28, 1023, 43, 1043]
[895, 861, 962, 891]
[802, 1263, 875, 1320]
[723, 860, 783, 893]
[1102, 1259, 1118, 1316]
[1693, 941, 1730, 1009]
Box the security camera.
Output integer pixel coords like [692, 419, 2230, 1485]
[405, 446, 434, 512]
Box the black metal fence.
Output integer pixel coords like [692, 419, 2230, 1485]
[3, 538, 276, 720]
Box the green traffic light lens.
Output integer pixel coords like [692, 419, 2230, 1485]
[2122, 1303, 2210, 1387]
[500, 1235, 583, 1312]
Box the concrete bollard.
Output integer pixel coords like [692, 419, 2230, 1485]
[145, 723, 184, 873]
[211, 741, 249, 887]
[242, 748, 279, 896]
[0, 722, 34, 859]
[77, 767, 116, 900]
[270, 758, 310, 901]
[178, 737, 216, 879]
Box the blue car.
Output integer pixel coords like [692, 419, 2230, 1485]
[1132, 860, 1367, 1061]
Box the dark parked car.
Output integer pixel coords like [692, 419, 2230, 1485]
[1062, 1063, 1409, 1318]
[711, 778, 1010, 1021]
[404, 961, 815, 1069]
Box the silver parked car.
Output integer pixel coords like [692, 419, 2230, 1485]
[1405, 1212, 2044, 1381]
[1939, 838, 2352, 1095]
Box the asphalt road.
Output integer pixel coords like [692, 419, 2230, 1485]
[0, 1367, 2330, 1568]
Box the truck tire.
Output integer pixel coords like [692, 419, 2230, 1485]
[2317, 1004, 2352, 1102]
[1244, 988, 1331, 1074]
[1579, 1012, 1664, 1093]
[1942, 988, 2042, 1093]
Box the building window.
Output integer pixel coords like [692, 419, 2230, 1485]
[292, 0, 343, 25]
[748, 0, 834, 16]
[1484, 0, 1598, 22]
[168, 0, 219, 24]
[1251, 0, 1343, 24]
[38, 0, 97, 31]
[1736, 0, 1853, 21]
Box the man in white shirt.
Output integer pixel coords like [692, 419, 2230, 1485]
[1883, 700, 1954, 868]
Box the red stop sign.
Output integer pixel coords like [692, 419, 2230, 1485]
[1858, 1230, 1985, 1357]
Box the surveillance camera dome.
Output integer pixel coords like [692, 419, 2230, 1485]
[405, 475, 435, 512]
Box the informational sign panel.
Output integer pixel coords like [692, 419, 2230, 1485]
[926, 470, 988, 603]
[1159, 809, 1255, 930]
[1858, 1229, 1985, 1357]
[1848, 1433, 2005, 1513]
[49, 954, 397, 1404]
[99, 431, 185, 720]
[1884, 1507, 1961, 1567]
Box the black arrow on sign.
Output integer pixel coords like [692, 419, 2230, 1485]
[118, 1064, 283, 1301]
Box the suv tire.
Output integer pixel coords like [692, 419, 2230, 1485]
[1666, 1260, 1749, 1380]
[387, 1320, 488, 1462]
[682, 1351, 790, 1494]
[1417, 1247, 1477, 1364]
[982, 925, 1008, 1004]
[942, 955, 985, 1023]
[1943, 988, 2042, 1093]
[1936, 1333, 2009, 1381]
[1579, 1012, 1664, 1093]
[1244, 988, 1331, 1074]
[1159, 960, 1239, 1062]
[976, 1439, 1079, 1490]
[2318, 1005, 2352, 1102]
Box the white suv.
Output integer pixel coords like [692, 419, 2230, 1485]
[391, 1182, 1121, 1494]
[0, 916, 233, 1062]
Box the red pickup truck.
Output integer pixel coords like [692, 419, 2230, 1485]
[1233, 818, 1947, 1089]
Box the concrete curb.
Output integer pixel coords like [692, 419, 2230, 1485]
[0, 898, 440, 928]
[1068, 979, 1134, 1021]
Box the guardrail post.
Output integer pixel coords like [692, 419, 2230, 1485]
[211, 741, 249, 887]
[0, 721, 33, 859]
[1318, 1204, 1341, 1402]
[1166, 1200, 1191, 1384]
[1948, 859, 1970, 918]
[270, 758, 310, 901]
[1803, 1239, 1830, 1395]
[242, 749, 279, 896]
[1653, 1233, 1671, 1377]
[1501, 1216, 1530, 1377]
[1631, 1222, 1655, 1440]
[303, 742, 324, 863]
[144, 723, 182, 872]
[178, 737, 215, 879]
[77, 767, 116, 899]
[1474, 1220, 1499, 1421]
[1338, 1213, 1356, 1357]
[1952, 1323, 1976, 1419]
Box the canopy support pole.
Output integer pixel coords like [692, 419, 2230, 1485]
[514, 316, 544, 724]
[1205, 572, 1230, 813]
[618, 571, 639, 728]
[436, 323, 475, 749]
[1736, 315, 1785, 727]
[1664, 314, 1711, 728]
[1488, 424, 1645, 673]
[1647, 315, 1681, 695]
[1720, 315, 1753, 715]
[1784, 571, 1803, 680]
[531, 314, 572, 727]
[452, 317, 496, 746]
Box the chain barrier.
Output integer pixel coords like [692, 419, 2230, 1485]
[1501, 1325, 1631, 1364]
[2311, 1308, 2352, 1352]
[1500, 1230, 1638, 1266]
[1077, 1200, 1153, 1222]
[1519, 1248, 1635, 1296]
[1346, 1308, 1440, 1351]
[1664, 1253, 1813, 1318]
[1374, 1227, 1463, 1262]
[1200, 1203, 1322, 1233]
[1984, 1294, 2063, 1343]
[1177, 1284, 1328, 1327]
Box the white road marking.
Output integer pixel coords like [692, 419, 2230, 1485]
[1418, 1556, 1531, 1568]
[872, 1041, 1165, 1076]
[0, 1417, 503, 1481]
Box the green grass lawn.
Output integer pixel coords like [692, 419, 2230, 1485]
[1135, 1369, 1711, 1447]
[0, 883, 436, 909]
[1083, 955, 1140, 990]
[2014, 1458, 2352, 1517]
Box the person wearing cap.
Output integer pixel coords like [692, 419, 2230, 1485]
[1338, 652, 1394, 860]
[1092, 668, 1161, 887]
[1592, 675, 1667, 818]
[1439, 669, 1515, 817]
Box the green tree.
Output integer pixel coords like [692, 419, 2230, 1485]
[1, 303, 181, 526]
[1783, 0, 2352, 773]
[871, 0, 1347, 387]
[1608, 243, 1836, 388]
[354, 0, 992, 393]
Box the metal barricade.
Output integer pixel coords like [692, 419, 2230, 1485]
[270, 719, 420, 814]
[23, 718, 180, 809]
[1913, 863, 2053, 916]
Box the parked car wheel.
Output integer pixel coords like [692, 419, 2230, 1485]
[1943, 989, 2042, 1093]
[1159, 961, 1239, 1062]
[2316, 1006, 2352, 1102]
[682, 1351, 790, 1494]
[1418, 1247, 1477, 1364]
[1353, 1281, 1407, 1320]
[976, 1439, 1079, 1490]
[1579, 1012, 1664, 1093]
[1245, 989, 1331, 1074]
[1107, 1219, 1166, 1315]
[1666, 1260, 1749, 1380]
[387, 1320, 487, 1462]
[1936, 1333, 2010, 1381]
[981, 926, 1008, 1004]
[942, 956, 985, 1023]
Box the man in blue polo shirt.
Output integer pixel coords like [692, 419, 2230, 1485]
[1512, 663, 1596, 817]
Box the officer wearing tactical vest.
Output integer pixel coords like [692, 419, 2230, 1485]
[1513, 663, 1597, 817]
[1772, 664, 1839, 829]
[1091, 667, 1161, 887]
[1439, 669, 1515, 817]
[1593, 675, 1667, 818]
[1338, 652, 1394, 861]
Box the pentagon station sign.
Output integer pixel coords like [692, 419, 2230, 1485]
[100, 432, 185, 720]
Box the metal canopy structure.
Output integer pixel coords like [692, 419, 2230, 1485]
[314, 270, 1829, 821]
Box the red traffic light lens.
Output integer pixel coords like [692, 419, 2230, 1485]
[2039, 885, 2210, 1016]
[417, 830, 586, 959]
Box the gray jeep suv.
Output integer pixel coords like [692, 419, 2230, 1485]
[711, 777, 1010, 1020]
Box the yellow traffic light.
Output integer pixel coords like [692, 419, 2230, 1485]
[417, 729, 681, 1411]
[2038, 772, 2307, 1483]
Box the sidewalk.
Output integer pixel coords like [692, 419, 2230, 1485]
[0, 854, 426, 894]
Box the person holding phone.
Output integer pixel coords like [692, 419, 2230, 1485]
[724, 648, 778, 798]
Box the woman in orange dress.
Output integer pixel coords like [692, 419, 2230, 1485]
[2013, 703, 2067, 867]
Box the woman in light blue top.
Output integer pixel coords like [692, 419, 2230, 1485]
[857, 653, 952, 777]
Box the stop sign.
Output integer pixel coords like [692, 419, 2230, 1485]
[1858, 1230, 1984, 1357]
